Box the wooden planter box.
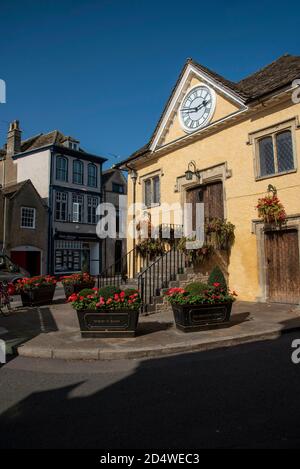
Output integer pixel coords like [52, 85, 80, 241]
[171, 302, 233, 332]
[20, 285, 56, 307]
[76, 308, 140, 338]
[63, 281, 95, 299]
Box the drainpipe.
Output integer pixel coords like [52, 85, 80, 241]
[126, 165, 137, 277]
[2, 156, 7, 254]
[2, 195, 7, 253]
[47, 150, 54, 274]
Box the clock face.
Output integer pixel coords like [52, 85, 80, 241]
[180, 85, 215, 132]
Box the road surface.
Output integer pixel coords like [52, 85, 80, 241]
[0, 331, 300, 449]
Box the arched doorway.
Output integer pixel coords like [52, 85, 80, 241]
[10, 246, 42, 276]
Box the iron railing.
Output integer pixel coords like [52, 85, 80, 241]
[138, 242, 186, 314]
[97, 247, 135, 288]
[97, 224, 184, 289]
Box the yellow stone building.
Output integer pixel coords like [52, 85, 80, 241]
[119, 55, 300, 304]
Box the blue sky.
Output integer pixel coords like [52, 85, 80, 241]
[0, 0, 299, 168]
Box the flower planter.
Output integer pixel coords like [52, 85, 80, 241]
[171, 301, 233, 332]
[63, 281, 95, 299]
[76, 308, 140, 338]
[20, 285, 56, 307]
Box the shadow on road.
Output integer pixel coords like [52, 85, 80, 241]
[0, 330, 300, 449]
[0, 306, 58, 362]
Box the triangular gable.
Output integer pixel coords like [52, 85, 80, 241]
[150, 60, 248, 151]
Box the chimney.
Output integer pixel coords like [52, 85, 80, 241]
[6, 120, 22, 157]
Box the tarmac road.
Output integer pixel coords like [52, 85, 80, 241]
[0, 330, 300, 449]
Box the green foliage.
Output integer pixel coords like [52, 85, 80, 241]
[208, 266, 227, 290]
[177, 237, 215, 263]
[136, 238, 166, 260]
[98, 285, 121, 300]
[123, 288, 139, 298]
[78, 288, 95, 297]
[206, 219, 235, 250]
[185, 282, 209, 295]
[164, 283, 237, 305]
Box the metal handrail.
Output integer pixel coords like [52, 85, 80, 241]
[97, 247, 136, 288]
[138, 241, 186, 314]
[97, 224, 184, 289]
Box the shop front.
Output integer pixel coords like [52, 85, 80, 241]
[53, 234, 101, 276]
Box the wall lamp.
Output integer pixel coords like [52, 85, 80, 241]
[185, 161, 200, 181]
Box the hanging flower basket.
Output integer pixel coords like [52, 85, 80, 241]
[257, 185, 287, 227]
[206, 219, 235, 250]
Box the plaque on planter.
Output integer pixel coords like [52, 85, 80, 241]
[84, 313, 129, 330]
[76, 308, 140, 338]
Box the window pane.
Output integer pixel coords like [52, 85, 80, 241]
[88, 164, 97, 187]
[144, 179, 151, 206]
[55, 192, 67, 221]
[259, 137, 275, 176]
[56, 157, 68, 181]
[73, 160, 83, 184]
[153, 176, 160, 204]
[21, 207, 35, 228]
[112, 183, 124, 193]
[277, 131, 294, 173]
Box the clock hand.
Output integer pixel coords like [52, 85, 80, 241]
[181, 107, 198, 112]
[195, 100, 208, 111]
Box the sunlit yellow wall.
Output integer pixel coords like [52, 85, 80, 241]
[127, 93, 300, 302]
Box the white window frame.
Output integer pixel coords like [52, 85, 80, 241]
[20, 207, 36, 229]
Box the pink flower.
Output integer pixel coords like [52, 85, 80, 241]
[96, 297, 105, 308]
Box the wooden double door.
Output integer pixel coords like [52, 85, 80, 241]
[265, 229, 300, 304]
[186, 181, 224, 229]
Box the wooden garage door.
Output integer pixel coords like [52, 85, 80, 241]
[265, 229, 300, 304]
[186, 182, 224, 230]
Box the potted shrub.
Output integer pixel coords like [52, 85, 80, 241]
[68, 286, 142, 338]
[61, 272, 95, 299]
[165, 281, 237, 332]
[15, 275, 57, 307]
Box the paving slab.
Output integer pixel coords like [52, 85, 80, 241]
[5, 300, 299, 360]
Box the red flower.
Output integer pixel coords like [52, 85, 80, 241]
[165, 287, 186, 296]
[67, 293, 78, 302]
[7, 284, 15, 296]
[213, 282, 220, 287]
